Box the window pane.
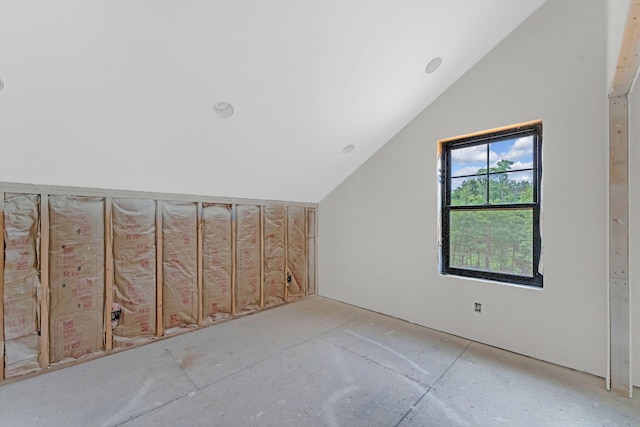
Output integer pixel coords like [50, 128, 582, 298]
[489, 136, 534, 168]
[488, 171, 534, 204]
[449, 209, 533, 277]
[451, 176, 486, 206]
[451, 144, 487, 178]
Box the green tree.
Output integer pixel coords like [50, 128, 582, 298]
[450, 159, 533, 275]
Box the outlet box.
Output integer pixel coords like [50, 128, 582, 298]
[474, 302, 482, 313]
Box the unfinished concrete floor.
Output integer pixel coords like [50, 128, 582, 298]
[1, 296, 639, 426]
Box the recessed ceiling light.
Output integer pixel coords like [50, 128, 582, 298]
[342, 144, 355, 154]
[0, 78, 4, 91]
[425, 57, 443, 74]
[213, 101, 234, 119]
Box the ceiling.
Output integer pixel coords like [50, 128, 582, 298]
[0, 0, 547, 203]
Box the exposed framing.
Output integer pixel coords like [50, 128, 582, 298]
[259, 205, 265, 308]
[610, 1, 640, 99]
[609, 96, 631, 396]
[197, 202, 204, 326]
[608, 0, 640, 398]
[284, 207, 289, 302]
[0, 182, 313, 209]
[0, 194, 4, 380]
[104, 198, 113, 351]
[307, 207, 318, 296]
[304, 209, 308, 296]
[156, 200, 164, 337]
[0, 182, 317, 383]
[313, 208, 318, 296]
[39, 194, 50, 369]
[231, 204, 237, 317]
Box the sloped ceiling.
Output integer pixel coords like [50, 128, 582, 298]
[0, 0, 546, 203]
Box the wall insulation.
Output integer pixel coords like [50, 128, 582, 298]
[287, 206, 306, 301]
[49, 196, 105, 364]
[3, 194, 41, 377]
[1, 183, 317, 382]
[235, 205, 261, 314]
[162, 201, 198, 332]
[202, 204, 232, 323]
[112, 199, 157, 347]
[263, 205, 286, 307]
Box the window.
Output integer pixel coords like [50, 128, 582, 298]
[439, 122, 542, 287]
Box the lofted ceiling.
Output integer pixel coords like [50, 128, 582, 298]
[0, 0, 547, 203]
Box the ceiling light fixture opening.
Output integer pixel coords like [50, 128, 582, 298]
[342, 144, 355, 154]
[425, 57, 443, 74]
[213, 101, 234, 119]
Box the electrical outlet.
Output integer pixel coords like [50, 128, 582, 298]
[474, 302, 482, 313]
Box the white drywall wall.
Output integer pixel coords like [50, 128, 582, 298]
[320, 0, 612, 380]
[629, 68, 640, 387]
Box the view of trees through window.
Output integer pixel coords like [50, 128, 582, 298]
[442, 125, 542, 285]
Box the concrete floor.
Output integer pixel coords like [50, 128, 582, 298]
[1, 296, 639, 426]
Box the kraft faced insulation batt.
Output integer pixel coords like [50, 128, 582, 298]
[112, 199, 157, 347]
[306, 208, 316, 296]
[162, 201, 198, 331]
[202, 204, 232, 323]
[235, 205, 261, 313]
[287, 206, 306, 300]
[3, 194, 41, 377]
[1, 182, 316, 383]
[49, 196, 105, 363]
[263, 206, 285, 307]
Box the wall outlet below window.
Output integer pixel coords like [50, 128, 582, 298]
[474, 302, 482, 313]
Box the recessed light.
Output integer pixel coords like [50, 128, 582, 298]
[342, 144, 355, 154]
[425, 57, 443, 74]
[0, 78, 4, 91]
[213, 101, 234, 119]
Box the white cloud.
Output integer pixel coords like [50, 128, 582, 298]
[454, 166, 483, 176]
[451, 136, 533, 174]
[488, 160, 533, 170]
[487, 136, 533, 165]
[502, 136, 533, 160]
[510, 160, 533, 170]
[451, 145, 486, 164]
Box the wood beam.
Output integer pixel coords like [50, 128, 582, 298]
[197, 202, 203, 326]
[104, 198, 113, 351]
[608, 0, 640, 398]
[259, 205, 265, 309]
[609, 96, 631, 397]
[156, 200, 163, 337]
[284, 207, 289, 302]
[0, 194, 4, 379]
[611, 1, 640, 97]
[39, 194, 50, 369]
[231, 205, 237, 317]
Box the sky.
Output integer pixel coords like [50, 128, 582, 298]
[449, 136, 534, 190]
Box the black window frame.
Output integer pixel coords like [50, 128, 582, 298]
[440, 122, 543, 287]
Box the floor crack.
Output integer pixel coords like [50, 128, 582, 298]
[393, 341, 472, 426]
[188, 311, 370, 391]
[432, 340, 472, 387]
[319, 336, 430, 389]
[160, 341, 200, 390]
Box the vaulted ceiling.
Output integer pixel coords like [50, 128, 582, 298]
[0, 0, 547, 202]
